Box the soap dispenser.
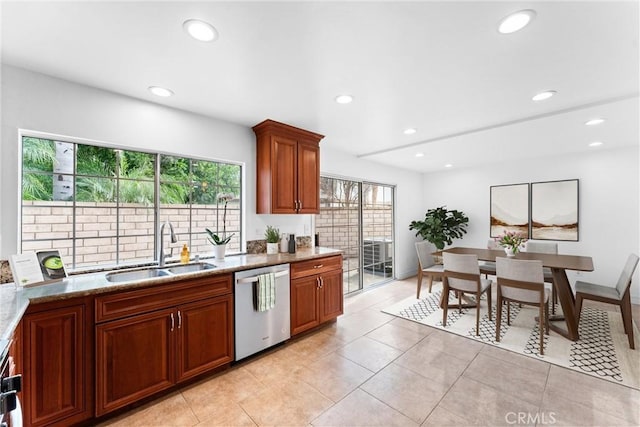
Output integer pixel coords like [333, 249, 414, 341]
[180, 244, 190, 264]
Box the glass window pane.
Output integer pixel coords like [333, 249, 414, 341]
[22, 173, 54, 201]
[118, 179, 154, 205]
[160, 155, 190, 183]
[76, 177, 116, 202]
[119, 150, 155, 180]
[22, 137, 55, 173]
[76, 145, 116, 176]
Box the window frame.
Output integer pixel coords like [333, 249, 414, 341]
[18, 129, 245, 272]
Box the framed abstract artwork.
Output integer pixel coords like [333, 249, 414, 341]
[531, 179, 579, 241]
[490, 183, 530, 238]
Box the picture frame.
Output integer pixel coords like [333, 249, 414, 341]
[490, 183, 530, 238]
[531, 179, 579, 241]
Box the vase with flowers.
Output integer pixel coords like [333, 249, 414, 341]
[205, 193, 235, 260]
[495, 231, 527, 257]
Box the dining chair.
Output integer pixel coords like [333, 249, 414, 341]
[496, 257, 550, 355]
[479, 239, 500, 278]
[442, 252, 492, 335]
[415, 241, 444, 298]
[575, 253, 639, 350]
[523, 241, 559, 314]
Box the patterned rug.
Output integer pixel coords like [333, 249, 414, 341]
[382, 282, 640, 390]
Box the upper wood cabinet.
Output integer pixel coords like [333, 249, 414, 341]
[253, 119, 324, 214]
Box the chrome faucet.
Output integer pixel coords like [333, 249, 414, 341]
[158, 221, 177, 267]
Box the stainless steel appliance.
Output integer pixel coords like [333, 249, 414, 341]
[234, 264, 290, 361]
[0, 340, 22, 427]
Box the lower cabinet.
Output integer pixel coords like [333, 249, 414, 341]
[22, 298, 94, 427]
[95, 276, 234, 416]
[290, 255, 344, 336]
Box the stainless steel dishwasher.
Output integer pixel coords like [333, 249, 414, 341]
[234, 263, 290, 361]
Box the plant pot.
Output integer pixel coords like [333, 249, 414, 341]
[504, 247, 517, 257]
[266, 242, 279, 255]
[214, 244, 226, 260]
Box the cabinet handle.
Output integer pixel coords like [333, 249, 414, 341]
[316, 277, 320, 288]
[313, 264, 324, 269]
[320, 277, 324, 288]
[177, 310, 182, 329]
[170, 313, 175, 332]
[299, 200, 302, 210]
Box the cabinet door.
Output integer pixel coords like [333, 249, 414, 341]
[297, 140, 320, 214]
[96, 308, 175, 416]
[290, 276, 321, 336]
[320, 269, 344, 322]
[23, 304, 89, 426]
[176, 295, 234, 382]
[271, 135, 298, 213]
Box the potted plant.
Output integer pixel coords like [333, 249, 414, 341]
[265, 225, 280, 254]
[409, 206, 469, 250]
[205, 193, 235, 260]
[495, 231, 527, 256]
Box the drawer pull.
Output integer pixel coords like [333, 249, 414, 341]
[313, 264, 324, 269]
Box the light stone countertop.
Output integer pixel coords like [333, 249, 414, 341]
[0, 247, 342, 353]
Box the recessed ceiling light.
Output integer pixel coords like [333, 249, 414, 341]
[183, 19, 218, 42]
[148, 86, 174, 97]
[589, 141, 604, 147]
[404, 128, 417, 135]
[415, 152, 424, 158]
[585, 118, 605, 126]
[498, 10, 536, 34]
[532, 90, 556, 101]
[335, 95, 353, 104]
[444, 163, 453, 168]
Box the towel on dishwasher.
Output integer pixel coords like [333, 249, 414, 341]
[256, 272, 276, 312]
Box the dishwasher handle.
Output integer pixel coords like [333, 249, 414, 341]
[236, 270, 289, 284]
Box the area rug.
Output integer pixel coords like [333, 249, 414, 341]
[382, 282, 640, 390]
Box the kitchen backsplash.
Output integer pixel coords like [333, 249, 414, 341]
[0, 260, 13, 284]
[246, 235, 312, 254]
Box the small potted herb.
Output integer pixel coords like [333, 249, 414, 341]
[265, 226, 280, 254]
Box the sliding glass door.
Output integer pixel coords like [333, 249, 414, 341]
[318, 176, 395, 294]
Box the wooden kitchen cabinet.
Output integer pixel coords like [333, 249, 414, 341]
[22, 297, 94, 427]
[95, 275, 234, 416]
[253, 119, 324, 214]
[96, 308, 174, 416]
[176, 295, 233, 382]
[290, 255, 343, 336]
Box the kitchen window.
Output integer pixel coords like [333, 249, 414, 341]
[20, 135, 242, 270]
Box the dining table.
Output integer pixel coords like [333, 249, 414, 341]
[439, 247, 594, 341]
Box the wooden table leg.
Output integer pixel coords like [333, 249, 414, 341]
[549, 268, 579, 341]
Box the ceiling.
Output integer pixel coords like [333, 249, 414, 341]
[1, 1, 638, 173]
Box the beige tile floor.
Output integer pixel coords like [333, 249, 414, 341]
[99, 278, 640, 427]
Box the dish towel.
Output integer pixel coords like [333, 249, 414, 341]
[257, 272, 276, 312]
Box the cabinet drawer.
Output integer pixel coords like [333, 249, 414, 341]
[96, 274, 232, 323]
[291, 255, 342, 279]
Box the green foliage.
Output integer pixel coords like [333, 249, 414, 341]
[409, 206, 469, 250]
[264, 226, 280, 243]
[21, 137, 241, 206]
[205, 228, 234, 245]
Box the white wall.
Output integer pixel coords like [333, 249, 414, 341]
[0, 65, 313, 257]
[421, 146, 640, 303]
[0, 65, 423, 282]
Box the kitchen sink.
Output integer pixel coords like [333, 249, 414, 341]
[165, 262, 217, 274]
[106, 268, 170, 283]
